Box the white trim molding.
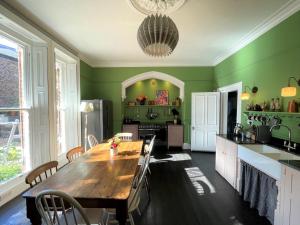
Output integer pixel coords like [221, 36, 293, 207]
[214, 0, 300, 65]
[218, 82, 243, 134]
[87, 60, 212, 68]
[121, 71, 185, 101]
[183, 143, 191, 150]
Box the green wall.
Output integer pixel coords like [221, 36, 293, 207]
[80, 61, 94, 99]
[214, 11, 300, 142]
[80, 66, 214, 143]
[126, 79, 180, 104]
[125, 79, 181, 123]
[80, 11, 300, 144]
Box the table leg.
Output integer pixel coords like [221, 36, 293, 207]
[116, 201, 128, 225]
[26, 198, 42, 225]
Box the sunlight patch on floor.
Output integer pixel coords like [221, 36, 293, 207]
[185, 167, 216, 195]
[150, 153, 192, 163]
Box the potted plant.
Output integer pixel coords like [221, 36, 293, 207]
[136, 95, 147, 105]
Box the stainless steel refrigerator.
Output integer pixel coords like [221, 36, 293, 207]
[81, 99, 113, 149]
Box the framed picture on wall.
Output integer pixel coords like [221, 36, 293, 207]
[155, 90, 169, 105]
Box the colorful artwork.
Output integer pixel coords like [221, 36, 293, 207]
[155, 90, 169, 105]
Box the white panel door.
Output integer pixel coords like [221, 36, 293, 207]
[191, 92, 220, 152]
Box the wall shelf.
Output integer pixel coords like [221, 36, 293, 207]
[125, 105, 181, 108]
[243, 111, 300, 118]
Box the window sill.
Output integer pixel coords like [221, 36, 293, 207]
[0, 174, 28, 207]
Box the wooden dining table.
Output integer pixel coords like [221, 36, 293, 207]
[23, 140, 144, 225]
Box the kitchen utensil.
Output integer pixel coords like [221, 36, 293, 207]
[256, 125, 271, 144]
[268, 116, 281, 127]
[146, 108, 159, 120]
[287, 100, 298, 112]
[234, 123, 243, 136]
[260, 116, 267, 125]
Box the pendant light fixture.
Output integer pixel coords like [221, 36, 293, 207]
[129, 0, 185, 57]
[241, 86, 258, 101]
[137, 14, 179, 57]
[281, 76, 300, 97]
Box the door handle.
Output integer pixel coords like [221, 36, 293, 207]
[192, 126, 195, 130]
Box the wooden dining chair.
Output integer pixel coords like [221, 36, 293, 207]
[115, 133, 133, 141]
[104, 153, 150, 225]
[88, 134, 98, 149]
[146, 135, 156, 174]
[25, 161, 58, 188]
[66, 146, 84, 163]
[35, 190, 91, 225]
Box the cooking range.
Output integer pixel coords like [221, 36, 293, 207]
[138, 123, 167, 146]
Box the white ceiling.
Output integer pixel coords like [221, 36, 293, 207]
[3, 0, 300, 67]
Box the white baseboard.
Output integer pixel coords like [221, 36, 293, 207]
[183, 143, 191, 150]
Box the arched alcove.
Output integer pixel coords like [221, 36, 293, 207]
[121, 71, 184, 101]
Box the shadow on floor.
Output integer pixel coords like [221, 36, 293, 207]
[0, 146, 271, 225]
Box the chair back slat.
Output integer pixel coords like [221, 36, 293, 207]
[59, 197, 69, 225]
[50, 195, 61, 225]
[87, 135, 98, 149]
[35, 190, 91, 225]
[115, 133, 133, 141]
[144, 135, 155, 155]
[25, 161, 58, 187]
[129, 153, 150, 210]
[42, 196, 53, 224]
[66, 146, 84, 163]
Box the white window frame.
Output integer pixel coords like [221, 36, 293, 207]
[0, 3, 81, 207]
[55, 59, 67, 157]
[0, 20, 49, 207]
[0, 30, 33, 200]
[53, 48, 80, 166]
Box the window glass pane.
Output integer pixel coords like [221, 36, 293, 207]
[0, 35, 29, 184]
[56, 61, 65, 155]
[0, 111, 29, 183]
[0, 36, 24, 108]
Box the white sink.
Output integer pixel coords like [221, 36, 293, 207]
[238, 144, 300, 181]
[243, 144, 280, 153]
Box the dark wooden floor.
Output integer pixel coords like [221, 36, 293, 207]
[0, 147, 271, 225]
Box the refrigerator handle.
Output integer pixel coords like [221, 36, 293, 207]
[106, 110, 109, 129]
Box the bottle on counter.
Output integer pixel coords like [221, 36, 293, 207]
[275, 97, 281, 111]
[270, 98, 275, 111]
[174, 115, 178, 124]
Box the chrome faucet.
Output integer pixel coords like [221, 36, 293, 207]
[270, 124, 297, 152]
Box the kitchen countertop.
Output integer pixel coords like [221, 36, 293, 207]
[279, 160, 300, 172]
[218, 134, 300, 172]
[217, 134, 256, 144]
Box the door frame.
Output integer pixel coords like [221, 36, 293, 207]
[217, 82, 242, 134]
[191, 92, 220, 152]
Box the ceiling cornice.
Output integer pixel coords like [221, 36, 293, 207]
[1, 0, 80, 57]
[87, 60, 213, 68]
[6, 0, 299, 68]
[83, 0, 300, 68]
[78, 53, 96, 67]
[213, 0, 300, 66]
